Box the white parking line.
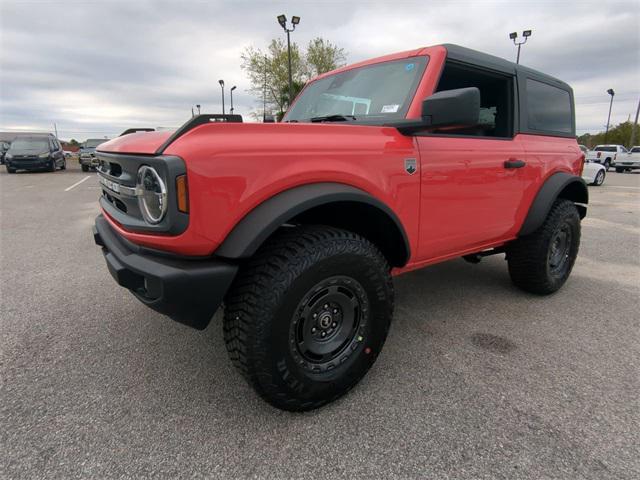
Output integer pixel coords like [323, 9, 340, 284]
[64, 175, 91, 192]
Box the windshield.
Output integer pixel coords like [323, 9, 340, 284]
[631, 147, 640, 153]
[9, 138, 49, 151]
[84, 139, 107, 148]
[284, 57, 428, 123]
[594, 146, 616, 152]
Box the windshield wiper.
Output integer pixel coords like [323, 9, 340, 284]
[309, 114, 357, 123]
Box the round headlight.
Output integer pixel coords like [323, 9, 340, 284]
[136, 165, 167, 224]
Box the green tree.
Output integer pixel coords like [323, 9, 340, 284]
[578, 121, 634, 148]
[305, 38, 346, 78]
[241, 36, 347, 119]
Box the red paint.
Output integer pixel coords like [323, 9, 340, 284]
[98, 45, 582, 272]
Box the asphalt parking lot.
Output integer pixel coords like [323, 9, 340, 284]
[1, 162, 639, 479]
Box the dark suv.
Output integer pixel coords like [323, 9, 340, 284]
[4, 135, 66, 173]
[80, 139, 109, 171]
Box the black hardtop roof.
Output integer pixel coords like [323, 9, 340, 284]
[442, 44, 571, 91]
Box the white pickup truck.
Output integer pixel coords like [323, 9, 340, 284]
[613, 146, 640, 172]
[586, 144, 628, 171]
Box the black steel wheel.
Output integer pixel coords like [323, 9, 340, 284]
[291, 276, 367, 373]
[224, 225, 394, 411]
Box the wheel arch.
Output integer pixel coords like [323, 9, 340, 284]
[519, 172, 588, 236]
[215, 183, 411, 267]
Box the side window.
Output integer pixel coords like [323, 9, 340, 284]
[435, 61, 514, 138]
[526, 79, 572, 134]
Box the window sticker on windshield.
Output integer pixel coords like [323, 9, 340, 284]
[405, 63, 415, 71]
[381, 104, 400, 113]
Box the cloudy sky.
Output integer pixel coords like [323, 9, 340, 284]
[1, 0, 639, 141]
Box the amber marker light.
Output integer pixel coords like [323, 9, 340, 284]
[176, 175, 189, 213]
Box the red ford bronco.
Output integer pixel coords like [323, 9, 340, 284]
[93, 44, 587, 411]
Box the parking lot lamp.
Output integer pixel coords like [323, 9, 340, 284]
[219, 80, 225, 115]
[509, 30, 532, 64]
[277, 14, 300, 107]
[230, 86, 236, 114]
[604, 89, 615, 143]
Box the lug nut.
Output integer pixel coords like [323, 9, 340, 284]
[311, 327, 316, 333]
[324, 304, 328, 309]
[321, 331, 326, 338]
[313, 313, 317, 318]
[332, 322, 337, 328]
[333, 309, 338, 314]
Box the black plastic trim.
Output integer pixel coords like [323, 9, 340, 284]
[519, 172, 588, 236]
[156, 114, 243, 154]
[93, 215, 238, 330]
[215, 183, 411, 265]
[96, 152, 189, 235]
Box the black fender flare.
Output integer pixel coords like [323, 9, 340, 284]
[215, 182, 411, 264]
[519, 172, 588, 236]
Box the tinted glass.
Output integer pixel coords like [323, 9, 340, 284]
[284, 57, 428, 122]
[631, 147, 640, 153]
[526, 79, 572, 134]
[594, 146, 616, 152]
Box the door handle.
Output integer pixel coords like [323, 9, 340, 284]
[504, 159, 526, 169]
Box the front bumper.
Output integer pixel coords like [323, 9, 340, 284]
[80, 156, 99, 166]
[6, 158, 50, 170]
[93, 214, 238, 329]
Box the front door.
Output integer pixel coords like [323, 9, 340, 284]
[414, 60, 529, 261]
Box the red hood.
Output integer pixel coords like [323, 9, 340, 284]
[97, 130, 173, 155]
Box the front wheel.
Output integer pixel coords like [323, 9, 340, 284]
[81, 164, 89, 172]
[6, 166, 16, 173]
[223, 226, 394, 411]
[615, 167, 624, 173]
[48, 159, 56, 172]
[592, 169, 605, 186]
[507, 199, 580, 295]
[61, 159, 66, 170]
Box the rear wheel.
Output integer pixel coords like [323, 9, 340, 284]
[615, 167, 624, 173]
[6, 166, 16, 173]
[61, 159, 66, 170]
[48, 158, 56, 172]
[507, 199, 580, 295]
[592, 169, 605, 186]
[603, 159, 611, 171]
[223, 226, 394, 411]
[81, 164, 89, 172]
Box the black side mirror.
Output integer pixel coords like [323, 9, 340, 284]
[421, 87, 480, 128]
[389, 87, 480, 135]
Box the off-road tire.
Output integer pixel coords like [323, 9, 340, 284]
[81, 164, 89, 172]
[223, 225, 394, 411]
[507, 199, 580, 295]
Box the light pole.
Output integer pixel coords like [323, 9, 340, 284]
[509, 30, 532, 64]
[230, 86, 236, 114]
[218, 79, 225, 115]
[196, 104, 201, 115]
[604, 89, 615, 143]
[277, 14, 300, 107]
